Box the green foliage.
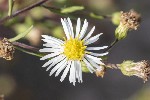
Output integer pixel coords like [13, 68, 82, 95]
[90, 13, 105, 20]
[61, 6, 84, 13]
[8, 0, 14, 16]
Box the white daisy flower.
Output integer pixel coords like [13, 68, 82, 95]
[40, 18, 108, 85]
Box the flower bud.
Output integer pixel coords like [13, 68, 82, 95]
[0, 38, 15, 60]
[119, 60, 150, 82]
[115, 10, 141, 40]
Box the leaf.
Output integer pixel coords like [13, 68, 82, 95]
[90, 13, 104, 20]
[9, 25, 33, 42]
[42, 5, 77, 20]
[61, 6, 84, 14]
[8, 0, 15, 16]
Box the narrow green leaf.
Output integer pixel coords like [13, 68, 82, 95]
[61, 6, 84, 14]
[42, 5, 77, 20]
[90, 13, 104, 20]
[9, 25, 33, 42]
[8, 0, 15, 16]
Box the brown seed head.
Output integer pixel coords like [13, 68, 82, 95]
[134, 60, 150, 82]
[120, 10, 141, 30]
[0, 38, 15, 60]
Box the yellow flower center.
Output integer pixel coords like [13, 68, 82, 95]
[63, 37, 86, 60]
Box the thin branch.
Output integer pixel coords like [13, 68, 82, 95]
[0, 0, 49, 24]
[12, 42, 39, 52]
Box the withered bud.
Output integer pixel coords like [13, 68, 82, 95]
[119, 60, 150, 82]
[95, 66, 105, 78]
[120, 9, 141, 30]
[0, 38, 15, 60]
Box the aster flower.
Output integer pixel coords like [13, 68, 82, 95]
[40, 18, 108, 85]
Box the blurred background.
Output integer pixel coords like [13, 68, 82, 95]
[0, 0, 150, 100]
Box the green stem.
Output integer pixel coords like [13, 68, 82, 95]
[14, 46, 44, 57]
[103, 39, 119, 52]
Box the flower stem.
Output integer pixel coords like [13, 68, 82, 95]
[14, 46, 44, 57]
[103, 39, 119, 52]
[0, 0, 50, 24]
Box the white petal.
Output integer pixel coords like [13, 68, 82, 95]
[61, 18, 70, 39]
[74, 61, 79, 82]
[60, 61, 71, 82]
[42, 54, 64, 68]
[83, 26, 95, 41]
[83, 57, 95, 73]
[78, 61, 83, 83]
[89, 52, 109, 57]
[75, 18, 81, 38]
[42, 60, 53, 68]
[75, 61, 83, 83]
[55, 60, 68, 77]
[86, 56, 101, 69]
[39, 48, 62, 53]
[40, 52, 62, 60]
[43, 43, 62, 48]
[79, 19, 88, 39]
[85, 54, 104, 65]
[42, 35, 64, 45]
[42, 39, 61, 46]
[46, 55, 65, 71]
[49, 58, 67, 76]
[69, 61, 76, 85]
[64, 18, 73, 38]
[42, 35, 64, 43]
[86, 46, 108, 50]
[67, 18, 74, 38]
[84, 33, 103, 45]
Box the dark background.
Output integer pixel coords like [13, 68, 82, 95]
[0, 0, 150, 100]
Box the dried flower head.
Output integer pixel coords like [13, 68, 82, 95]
[120, 9, 141, 30]
[115, 10, 141, 40]
[95, 66, 105, 78]
[119, 60, 150, 82]
[0, 38, 15, 60]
